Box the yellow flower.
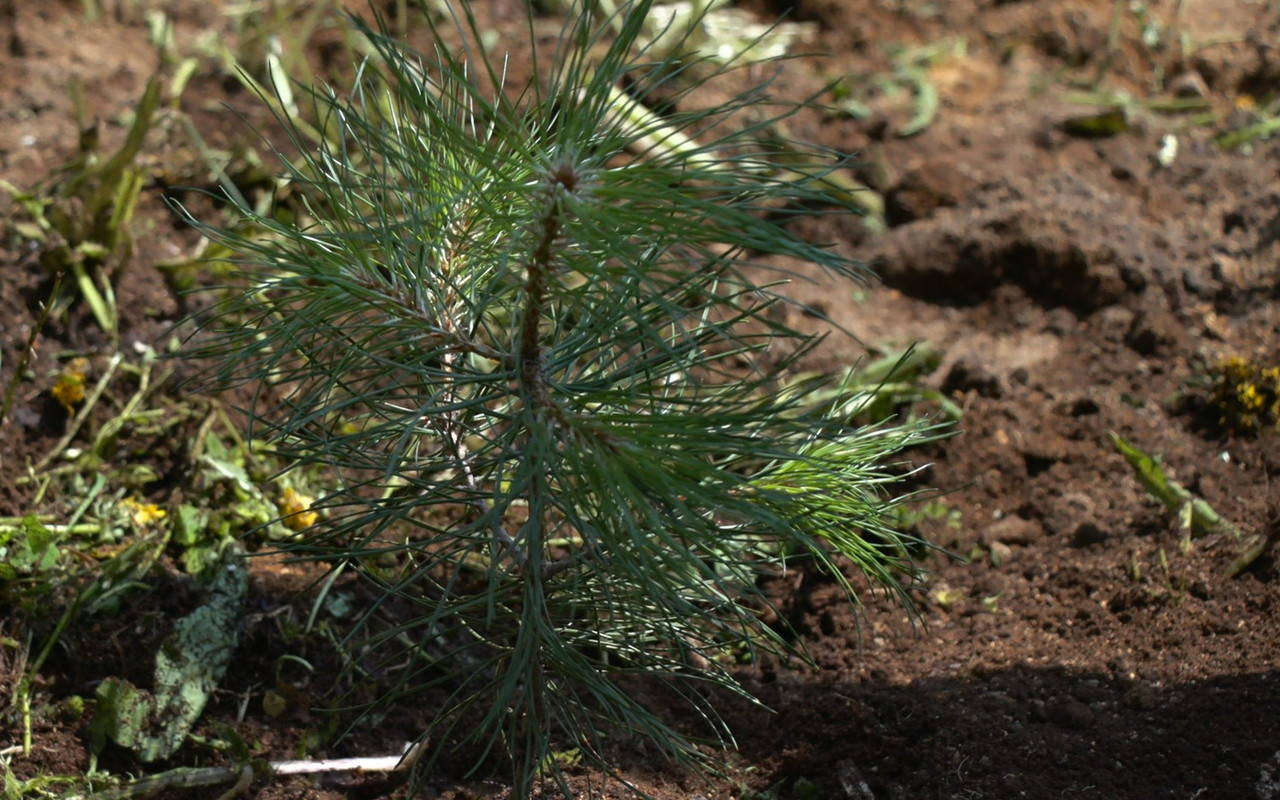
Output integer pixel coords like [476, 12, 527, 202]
[278, 487, 318, 531]
[51, 357, 91, 414]
[1210, 355, 1280, 434]
[122, 497, 167, 527]
[1237, 384, 1264, 411]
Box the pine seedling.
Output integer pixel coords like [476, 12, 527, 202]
[180, 1, 942, 795]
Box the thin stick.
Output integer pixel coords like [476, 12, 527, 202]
[0, 272, 63, 432]
[85, 744, 426, 800]
[1094, 0, 1126, 89]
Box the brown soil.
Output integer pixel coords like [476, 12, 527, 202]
[3, 1, 1279, 799]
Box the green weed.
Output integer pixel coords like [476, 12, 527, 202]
[1, 74, 163, 338]
[1108, 432, 1267, 577]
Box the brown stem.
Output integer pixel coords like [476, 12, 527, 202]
[518, 160, 579, 410]
[517, 212, 560, 407]
[510, 166, 578, 796]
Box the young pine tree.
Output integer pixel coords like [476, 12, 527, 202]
[182, 2, 943, 795]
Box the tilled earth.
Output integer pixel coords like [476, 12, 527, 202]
[2, 1, 1278, 799]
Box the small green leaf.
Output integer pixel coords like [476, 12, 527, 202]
[322, 590, 355, 619]
[1061, 108, 1129, 138]
[88, 678, 152, 755]
[793, 777, 822, 800]
[173, 503, 208, 547]
[262, 691, 287, 718]
[198, 436, 254, 493]
[181, 544, 222, 576]
[88, 553, 247, 761]
[10, 516, 60, 573]
[13, 221, 47, 241]
[21, 515, 52, 552]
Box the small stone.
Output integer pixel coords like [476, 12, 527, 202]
[1093, 306, 1135, 343]
[1123, 683, 1162, 711]
[1183, 267, 1214, 297]
[1045, 491, 1096, 538]
[1125, 309, 1183, 356]
[1210, 252, 1246, 288]
[989, 541, 1014, 566]
[1044, 308, 1079, 336]
[837, 759, 875, 800]
[979, 516, 1042, 546]
[1047, 697, 1095, 729]
[1168, 71, 1209, 98]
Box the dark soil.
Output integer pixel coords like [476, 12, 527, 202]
[3, 1, 1279, 799]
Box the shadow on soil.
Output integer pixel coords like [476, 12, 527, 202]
[732, 665, 1279, 799]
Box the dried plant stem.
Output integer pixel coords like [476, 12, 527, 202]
[0, 272, 63, 434]
[88, 746, 426, 800]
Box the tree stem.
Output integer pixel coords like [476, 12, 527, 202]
[517, 190, 565, 409]
[511, 164, 576, 798]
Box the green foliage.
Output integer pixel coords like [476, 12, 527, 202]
[0, 517, 61, 582]
[0, 74, 162, 336]
[0, 484, 148, 608]
[0, 764, 83, 800]
[88, 552, 248, 763]
[1107, 431, 1265, 577]
[180, 1, 944, 795]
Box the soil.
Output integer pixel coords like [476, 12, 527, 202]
[2, 1, 1280, 799]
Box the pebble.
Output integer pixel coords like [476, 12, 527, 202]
[979, 516, 1043, 546]
[837, 759, 875, 800]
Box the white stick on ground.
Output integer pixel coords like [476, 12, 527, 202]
[84, 741, 428, 800]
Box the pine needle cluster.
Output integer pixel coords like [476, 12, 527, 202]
[181, 2, 942, 795]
